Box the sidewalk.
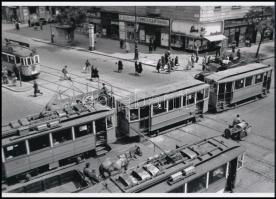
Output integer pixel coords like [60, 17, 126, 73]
[2, 81, 33, 92]
[3, 23, 274, 68]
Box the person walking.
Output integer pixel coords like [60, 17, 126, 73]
[175, 56, 179, 66]
[33, 80, 43, 97]
[39, 20, 43, 30]
[138, 62, 143, 76]
[125, 42, 130, 53]
[161, 55, 165, 70]
[191, 54, 195, 68]
[156, 59, 161, 73]
[90, 65, 95, 81]
[117, 60, 123, 73]
[84, 59, 91, 73]
[195, 45, 199, 63]
[120, 39, 124, 49]
[28, 18, 31, 27]
[83, 163, 99, 185]
[94, 67, 99, 79]
[237, 49, 241, 60]
[62, 65, 71, 80]
[15, 21, 20, 30]
[153, 39, 157, 51]
[135, 61, 139, 76]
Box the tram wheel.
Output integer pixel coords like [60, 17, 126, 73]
[224, 129, 231, 139]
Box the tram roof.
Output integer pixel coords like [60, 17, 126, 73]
[117, 77, 208, 107]
[80, 136, 245, 193]
[2, 44, 36, 57]
[205, 63, 272, 83]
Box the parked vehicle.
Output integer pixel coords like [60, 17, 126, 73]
[224, 121, 252, 141]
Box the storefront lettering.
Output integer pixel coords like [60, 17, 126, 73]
[119, 14, 169, 26]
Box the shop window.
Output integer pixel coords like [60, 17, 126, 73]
[4, 141, 27, 159]
[74, 123, 93, 138]
[183, 95, 187, 107]
[196, 90, 204, 101]
[204, 88, 209, 98]
[153, 101, 167, 115]
[187, 174, 207, 193]
[255, 74, 263, 84]
[130, 109, 139, 121]
[237, 153, 244, 170]
[140, 105, 150, 118]
[140, 119, 149, 129]
[29, 134, 50, 152]
[52, 128, 72, 145]
[187, 93, 195, 105]
[245, 76, 253, 87]
[235, 79, 244, 90]
[209, 164, 227, 184]
[106, 116, 113, 128]
[15, 56, 21, 64]
[8, 56, 15, 64]
[2, 54, 8, 62]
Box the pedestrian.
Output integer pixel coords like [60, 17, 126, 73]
[83, 59, 91, 73]
[28, 18, 31, 27]
[232, 114, 241, 126]
[237, 49, 241, 60]
[62, 65, 71, 80]
[101, 83, 108, 95]
[191, 54, 195, 68]
[138, 62, 143, 75]
[161, 55, 165, 70]
[170, 58, 174, 70]
[90, 65, 94, 81]
[231, 43, 236, 53]
[94, 67, 99, 79]
[149, 44, 153, 53]
[39, 20, 43, 30]
[195, 45, 199, 63]
[83, 162, 99, 185]
[156, 59, 161, 73]
[153, 39, 157, 51]
[117, 60, 123, 73]
[2, 70, 8, 84]
[202, 58, 206, 71]
[15, 21, 20, 30]
[51, 33, 55, 43]
[204, 53, 208, 65]
[120, 39, 124, 49]
[175, 56, 179, 66]
[216, 46, 221, 58]
[33, 80, 43, 97]
[135, 61, 139, 76]
[11, 72, 17, 86]
[125, 41, 130, 53]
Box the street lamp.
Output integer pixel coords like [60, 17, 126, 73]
[134, 6, 139, 60]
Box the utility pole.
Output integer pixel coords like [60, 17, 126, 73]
[134, 6, 139, 60]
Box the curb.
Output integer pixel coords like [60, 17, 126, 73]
[2, 85, 33, 92]
[32, 38, 156, 67]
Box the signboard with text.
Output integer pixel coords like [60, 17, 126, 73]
[119, 14, 169, 26]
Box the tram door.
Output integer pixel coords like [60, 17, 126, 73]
[262, 71, 271, 94]
[226, 158, 238, 192]
[225, 82, 233, 104]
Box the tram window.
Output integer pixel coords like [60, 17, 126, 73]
[153, 101, 167, 115]
[237, 153, 244, 170]
[183, 95, 187, 107]
[245, 76, 253, 87]
[27, 57, 32, 65]
[197, 90, 204, 101]
[140, 105, 150, 118]
[74, 123, 93, 138]
[106, 116, 113, 128]
[2, 54, 8, 62]
[209, 164, 227, 184]
[213, 83, 217, 94]
[52, 128, 72, 145]
[29, 134, 50, 152]
[255, 74, 263, 84]
[34, 56, 39, 63]
[3, 141, 27, 159]
[187, 173, 207, 193]
[130, 109, 139, 121]
[174, 97, 181, 109]
[168, 98, 174, 111]
[235, 79, 244, 90]
[9, 56, 15, 64]
[15, 56, 21, 64]
[187, 93, 195, 105]
[204, 88, 209, 98]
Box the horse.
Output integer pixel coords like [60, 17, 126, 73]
[99, 145, 142, 179]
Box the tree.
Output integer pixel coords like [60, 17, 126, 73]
[244, 6, 274, 58]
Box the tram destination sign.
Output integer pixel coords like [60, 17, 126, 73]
[119, 14, 169, 26]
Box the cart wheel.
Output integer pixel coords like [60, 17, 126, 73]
[224, 129, 231, 139]
[239, 131, 247, 141]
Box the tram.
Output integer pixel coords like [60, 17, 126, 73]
[204, 63, 273, 112]
[116, 78, 210, 138]
[2, 39, 40, 80]
[79, 136, 245, 193]
[2, 99, 116, 185]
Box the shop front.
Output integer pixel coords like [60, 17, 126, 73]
[171, 20, 226, 53]
[224, 16, 273, 48]
[101, 12, 119, 39]
[118, 14, 170, 47]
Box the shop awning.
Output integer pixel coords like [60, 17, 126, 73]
[204, 35, 227, 42]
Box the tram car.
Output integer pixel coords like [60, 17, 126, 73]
[80, 136, 245, 193]
[2, 39, 40, 80]
[116, 78, 210, 138]
[204, 63, 273, 112]
[2, 99, 116, 185]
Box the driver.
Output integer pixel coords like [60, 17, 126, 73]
[232, 114, 241, 126]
